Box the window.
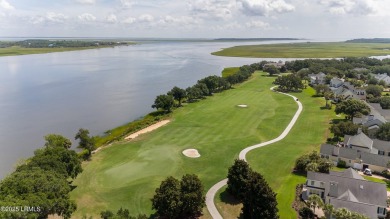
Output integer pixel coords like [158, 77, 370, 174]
[388, 152, 390, 157]
[379, 151, 385, 155]
[311, 180, 314, 186]
[349, 160, 351, 163]
[378, 207, 385, 215]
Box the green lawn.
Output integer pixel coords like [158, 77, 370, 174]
[215, 83, 335, 218]
[70, 72, 334, 218]
[221, 67, 240, 78]
[212, 42, 390, 58]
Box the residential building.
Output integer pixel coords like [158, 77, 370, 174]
[375, 73, 390, 85]
[304, 168, 387, 219]
[353, 113, 387, 137]
[330, 77, 344, 88]
[309, 72, 326, 85]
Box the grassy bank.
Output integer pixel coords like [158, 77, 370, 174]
[221, 67, 240, 78]
[212, 42, 390, 58]
[0, 45, 133, 57]
[70, 71, 334, 218]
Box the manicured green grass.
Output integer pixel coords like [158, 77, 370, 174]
[70, 72, 335, 218]
[215, 84, 336, 218]
[212, 42, 390, 58]
[0, 46, 126, 56]
[221, 67, 240, 78]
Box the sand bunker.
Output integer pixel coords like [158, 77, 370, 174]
[182, 149, 201, 158]
[125, 120, 170, 140]
[237, 104, 248, 108]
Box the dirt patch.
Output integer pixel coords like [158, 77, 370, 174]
[125, 120, 170, 140]
[182, 149, 201, 158]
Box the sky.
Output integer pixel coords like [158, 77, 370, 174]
[0, 0, 390, 39]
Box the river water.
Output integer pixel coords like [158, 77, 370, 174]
[0, 39, 309, 178]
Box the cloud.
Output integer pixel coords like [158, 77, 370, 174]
[188, 0, 233, 20]
[29, 12, 68, 24]
[246, 20, 270, 28]
[138, 14, 154, 22]
[78, 13, 96, 22]
[0, 0, 14, 10]
[122, 17, 136, 24]
[157, 15, 200, 26]
[106, 14, 117, 23]
[120, 0, 134, 8]
[76, 0, 96, 5]
[319, 0, 377, 15]
[237, 0, 295, 16]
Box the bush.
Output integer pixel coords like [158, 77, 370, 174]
[337, 160, 347, 168]
[299, 207, 315, 219]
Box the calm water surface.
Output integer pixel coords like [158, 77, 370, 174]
[0, 40, 304, 178]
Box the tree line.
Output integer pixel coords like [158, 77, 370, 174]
[152, 62, 267, 113]
[0, 40, 130, 48]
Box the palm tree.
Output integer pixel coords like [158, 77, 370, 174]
[334, 208, 351, 219]
[307, 194, 324, 215]
[323, 203, 334, 218]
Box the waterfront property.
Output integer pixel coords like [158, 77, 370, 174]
[304, 168, 387, 219]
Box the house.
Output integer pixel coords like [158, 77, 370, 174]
[375, 73, 390, 85]
[330, 81, 366, 101]
[263, 60, 285, 69]
[304, 168, 387, 219]
[353, 114, 387, 137]
[330, 77, 344, 88]
[320, 133, 390, 172]
[309, 72, 326, 85]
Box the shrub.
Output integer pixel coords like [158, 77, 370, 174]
[299, 207, 315, 219]
[337, 160, 347, 168]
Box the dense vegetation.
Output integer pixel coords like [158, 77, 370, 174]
[294, 151, 333, 174]
[346, 38, 390, 43]
[227, 160, 279, 219]
[0, 135, 82, 219]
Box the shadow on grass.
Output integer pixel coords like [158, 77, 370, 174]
[320, 106, 332, 110]
[219, 189, 241, 205]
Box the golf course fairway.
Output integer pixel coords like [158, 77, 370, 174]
[70, 72, 335, 218]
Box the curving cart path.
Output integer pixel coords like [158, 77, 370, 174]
[206, 86, 303, 219]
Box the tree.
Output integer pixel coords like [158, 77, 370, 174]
[264, 65, 280, 76]
[376, 123, 390, 141]
[180, 174, 205, 217]
[335, 99, 370, 120]
[168, 86, 187, 106]
[0, 168, 76, 219]
[152, 94, 175, 112]
[17, 146, 82, 179]
[242, 171, 279, 219]
[44, 134, 72, 149]
[299, 207, 315, 219]
[307, 194, 323, 214]
[100, 210, 114, 219]
[314, 84, 330, 96]
[151, 176, 182, 219]
[295, 151, 332, 173]
[75, 128, 95, 158]
[324, 91, 334, 108]
[333, 208, 369, 219]
[194, 83, 209, 97]
[226, 159, 252, 201]
[366, 85, 383, 97]
[330, 121, 359, 138]
[323, 204, 334, 219]
[273, 74, 304, 92]
[198, 75, 220, 95]
[186, 86, 202, 102]
[380, 97, 390, 109]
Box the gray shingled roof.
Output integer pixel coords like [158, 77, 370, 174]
[330, 168, 364, 180]
[328, 198, 377, 219]
[320, 144, 334, 155]
[369, 103, 390, 121]
[347, 132, 373, 149]
[361, 151, 390, 167]
[373, 139, 390, 152]
[307, 170, 387, 206]
[339, 147, 359, 160]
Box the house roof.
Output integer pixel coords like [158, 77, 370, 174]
[328, 198, 377, 219]
[368, 103, 390, 121]
[307, 170, 387, 207]
[373, 139, 390, 152]
[339, 147, 359, 160]
[346, 132, 373, 148]
[330, 168, 364, 180]
[320, 144, 334, 155]
[338, 189, 359, 202]
[361, 151, 390, 167]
